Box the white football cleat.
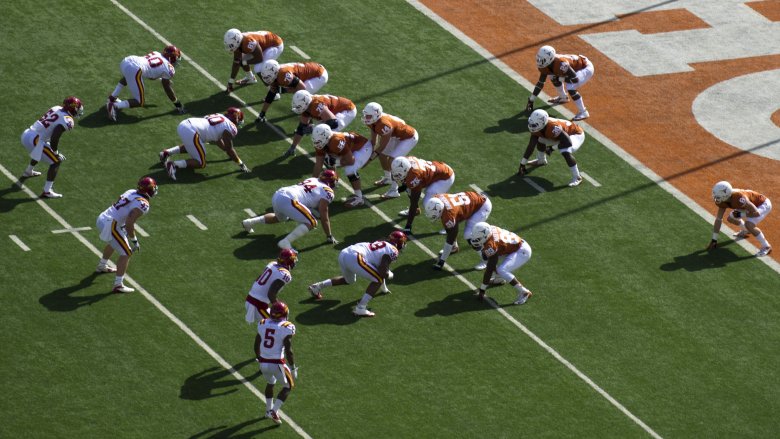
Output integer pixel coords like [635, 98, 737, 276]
[106, 96, 117, 121]
[159, 150, 170, 164]
[237, 75, 258, 85]
[381, 190, 401, 199]
[733, 230, 750, 239]
[353, 305, 375, 317]
[437, 229, 447, 235]
[572, 110, 590, 121]
[266, 410, 282, 425]
[439, 246, 459, 255]
[398, 209, 410, 217]
[165, 160, 177, 181]
[308, 283, 323, 300]
[756, 246, 772, 257]
[277, 238, 292, 250]
[95, 262, 117, 273]
[490, 275, 507, 286]
[379, 282, 391, 295]
[547, 96, 569, 105]
[22, 169, 41, 178]
[113, 284, 135, 293]
[374, 175, 392, 186]
[345, 196, 364, 207]
[241, 219, 254, 233]
[513, 291, 533, 305]
[273, 93, 281, 101]
[568, 176, 583, 187]
[40, 190, 63, 199]
[474, 260, 487, 270]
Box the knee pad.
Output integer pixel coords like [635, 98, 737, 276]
[551, 78, 562, 87]
[568, 89, 581, 100]
[347, 172, 360, 182]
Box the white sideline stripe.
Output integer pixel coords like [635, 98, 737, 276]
[244, 208, 258, 218]
[404, 0, 780, 275]
[291, 45, 311, 60]
[581, 172, 602, 187]
[9, 235, 30, 251]
[406, 1, 663, 437]
[52, 227, 91, 234]
[135, 225, 149, 237]
[469, 184, 484, 193]
[523, 178, 546, 193]
[186, 214, 208, 231]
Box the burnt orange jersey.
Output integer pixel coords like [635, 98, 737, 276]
[532, 118, 583, 141]
[305, 95, 355, 120]
[275, 62, 325, 87]
[538, 54, 589, 77]
[436, 192, 487, 229]
[717, 189, 768, 210]
[404, 157, 453, 192]
[240, 31, 283, 54]
[315, 132, 368, 166]
[480, 226, 523, 259]
[369, 114, 416, 140]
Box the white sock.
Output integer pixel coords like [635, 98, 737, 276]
[536, 151, 548, 164]
[114, 275, 124, 286]
[555, 84, 566, 99]
[320, 279, 333, 289]
[111, 84, 124, 97]
[354, 189, 363, 199]
[756, 232, 770, 247]
[265, 397, 273, 412]
[174, 160, 187, 169]
[285, 223, 310, 244]
[570, 164, 580, 179]
[358, 293, 372, 307]
[166, 146, 181, 155]
[384, 170, 391, 179]
[43, 181, 53, 192]
[246, 216, 265, 226]
[116, 100, 131, 109]
[513, 283, 529, 294]
[25, 164, 35, 173]
[574, 96, 586, 112]
[99, 258, 109, 266]
[390, 181, 399, 192]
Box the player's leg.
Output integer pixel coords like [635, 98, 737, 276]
[39, 146, 62, 198]
[277, 199, 317, 249]
[560, 150, 582, 187]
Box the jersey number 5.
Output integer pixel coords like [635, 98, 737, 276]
[263, 328, 276, 348]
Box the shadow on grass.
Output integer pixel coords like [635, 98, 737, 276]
[0, 182, 36, 213]
[78, 104, 172, 128]
[39, 272, 114, 312]
[483, 110, 535, 135]
[188, 417, 279, 438]
[180, 358, 261, 401]
[232, 232, 283, 261]
[294, 295, 390, 326]
[660, 240, 754, 272]
[390, 259, 453, 286]
[415, 289, 488, 317]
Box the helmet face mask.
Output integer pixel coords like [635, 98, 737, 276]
[424, 197, 445, 221]
[291, 90, 312, 114]
[388, 230, 407, 251]
[163, 45, 181, 66]
[312, 124, 333, 149]
[468, 222, 492, 249]
[277, 248, 298, 270]
[528, 109, 549, 132]
[62, 96, 84, 118]
[362, 102, 383, 125]
[712, 181, 733, 203]
[390, 157, 411, 182]
[225, 107, 244, 128]
[137, 176, 158, 198]
[260, 60, 280, 84]
[224, 28, 242, 52]
[536, 45, 556, 68]
[269, 301, 289, 320]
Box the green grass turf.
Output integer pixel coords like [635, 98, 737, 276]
[1, 0, 779, 437]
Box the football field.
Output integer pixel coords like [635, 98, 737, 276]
[2, 1, 779, 438]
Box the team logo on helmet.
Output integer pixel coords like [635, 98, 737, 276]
[712, 181, 733, 204]
[362, 102, 383, 125]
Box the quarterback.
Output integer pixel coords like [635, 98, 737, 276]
[245, 249, 298, 323]
[254, 301, 297, 425]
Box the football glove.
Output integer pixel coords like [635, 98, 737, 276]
[518, 164, 528, 176]
[174, 100, 186, 114]
[130, 238, 140, 253]
[238, 163, 250, 173]
[525, 99, 534, 112]
[256, 111, 266, 124]
[326, 235, 339, 245]
[401, 226, 412, 235]
[476, 289, 485, 301]
[56, 152, 67, 162]
[226, 81, 235, 93]
[292, 366, 299, 380]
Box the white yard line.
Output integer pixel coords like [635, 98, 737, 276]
[581, 171, 602, 187]
[135, 224, 150, 237]
[186, 214, 208, 231]
[469, 183, 484, 193]
[290, 45, 311, 59]
[52, 227, 91, 234]
[244, 208, 258, 218]
[523, 177, 546, 193]
[9, 235, 30, 251]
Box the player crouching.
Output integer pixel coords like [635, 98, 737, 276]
[469, 222, 533, 305]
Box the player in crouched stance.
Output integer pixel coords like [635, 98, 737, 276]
[242, 170, 339, 249]
[311, 124, 375, 207]
[95, 177, 158, 293]
[519, 109, 585, 187]
[254, 301, 297, 425]
[426, 191, 493, 270]
[469, 222, 533, 305]
[308, 231, 407, 317]
[245, 249, 298, 324]
[708, 181, 773, 257]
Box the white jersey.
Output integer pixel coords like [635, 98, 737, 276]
[182, 114, 238, 143]
[100, 189, 150, 226]
[124, 52, 176, 80]
[346, 240, 400, 267]
[248, 262, 292, 303]
[28, 106, 75, 141]
[277, 178, 335, 210]
[257, 318, 296, 362]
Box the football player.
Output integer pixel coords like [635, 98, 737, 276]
[311, 124, 375, 207]
[525, 45, 594, 121]
[425, 191, 493, 270]
[254, 301, 297, 425]
[255, 61, 329, 124]
[245, 249, 298, 324]
[282, 91, 356, 158]
[362, 102, 419, 198]
[389, 156, 455, 234]
[95, 177, 158, 293]
[519, 109, 585, 187]
[708, 181, 773, 257]
[242, 170, 339, 249]
[20, 96, 83, 198]
[224, 28, 284, 91]
[107, 45, 185, 121]
[469, 222, 533, 305]
[159, 107, 249, 180]
[308, 231, 407, 317]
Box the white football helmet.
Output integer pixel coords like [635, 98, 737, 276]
[424, 197, 445, 221]
[292, 90, 313, 114]
[391, 157, 412, 182]
[224, 28, 242, 52]
[260, 60, 280, 84]
[362, 102, 383, 125]
[528, 109, 549, 132]
[468, 222, 492, 248]
[712, 181, 733, 203]
[312, 124, 333, 149]
[536, 45, 556, 68]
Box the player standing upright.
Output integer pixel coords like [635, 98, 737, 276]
[254, 301, 297, 425]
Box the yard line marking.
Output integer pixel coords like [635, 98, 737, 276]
[581, 172, 602, 187]
[186, 214, 208, 231]
[339, 194, 383, 202]
[0, 162, 314, 439]
[404, 0, 780, 274]
[469, 184, 484, 193]
[290, 45, 311, 59]
[9, 235, 30, 252]
[244, 208, 258, 218]
[135, 225, 149, 237]
[523, 178, 546, 193]
[52, 227, 91, 234]
[109, 3, 312, 436]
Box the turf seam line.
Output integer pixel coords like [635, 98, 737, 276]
[9, 234, 30, 251]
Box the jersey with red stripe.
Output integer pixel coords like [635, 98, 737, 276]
[248, 262, 292, 304]
[278, 178, 335, 210]
[100, 189, 150, 225]
[29, 106, 75, 141]
[257, 319, 296, 361]
[347, 241, 400, 267]
[184, 114, 239, 142]
[124, 52, 176, 80]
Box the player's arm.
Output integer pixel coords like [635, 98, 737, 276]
[124, 208, 144, 241]
[288, 115, 313, 153]
[373, 133, 391, 155]
[445, 226, 458, 245]
[266, 279, 286, 304]
[161, 78, 185, 113]
[311, 154, 325, 177]
[564, 69, 579, 84]
[708, 206, 728, 250]
[49, 125, 66, 152]
[254, 333, 262, 359]
[526, 72, 548, 111]
[318, 199, 334, 238]
[476, 252, 498, 299]
[369, 129, 378, 148]
[743, 200, 760, 218]
[218, 130, 249, 172]
[283, 335, 295, 368]
[556, 131, 572, 150]
[246, 46, 264, 65]
[518, 137, 539, 175]
[404, 189, 422, 231]
[378, 254, 393, 279]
